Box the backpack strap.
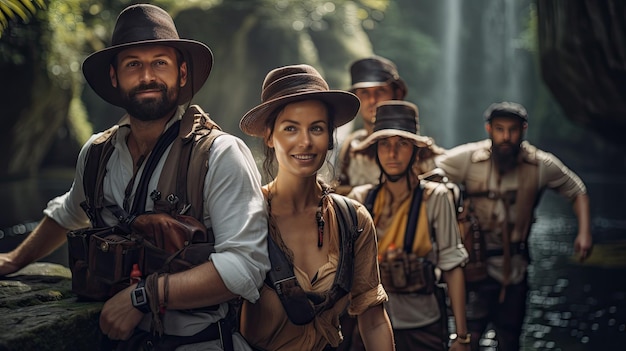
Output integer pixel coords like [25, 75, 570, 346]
[363, 184, 382, 216]
[155, 105, 224, 219]
[325, 194, 360, 302]
[129, 120, 181, 215]
[266, 232, 317, 325]
[403, 183, 425, 254]
[80, 125, 119, 228]
[363, 182, 426, 254]
[266, 193, 362, 325]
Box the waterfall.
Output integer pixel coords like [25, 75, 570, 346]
[440, 0, 461, 149]
[482, 0, 527, 104]
[434, 0, 531, 148]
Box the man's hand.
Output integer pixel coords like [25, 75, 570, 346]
[574, 229, 593, 262]
[449, 339, 471, 350]
[0, 252, 22, 276]
[99, 284, 145, 340]
[131, 213, 207, 253]
[449, 339, 470, 350]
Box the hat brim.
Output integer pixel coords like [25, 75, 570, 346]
[240, 90, 360, 137]
[353, 129, 433, 151]
[82, 39, 213, 107]
[350, 78, 408, 99]
[350, 81, 389, 90]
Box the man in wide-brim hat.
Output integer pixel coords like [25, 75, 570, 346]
[347, 100, 470, 351]
[334, 55, 411, 196]
[82, 3, 213, 108]
[0, 4, 269, 350]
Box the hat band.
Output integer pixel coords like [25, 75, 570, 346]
[373, 119, 417, 134]
[261, 74, 329, 102]
[353, 69, 398, 85]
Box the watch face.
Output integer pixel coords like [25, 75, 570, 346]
[133, 288, 147, 305]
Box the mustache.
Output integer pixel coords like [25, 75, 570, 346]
[495, 141, 516, 148]
[130, 83, 166, 96]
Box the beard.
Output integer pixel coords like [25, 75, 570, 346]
[120, 81, 180, 122]
[492, 141, 521, 171]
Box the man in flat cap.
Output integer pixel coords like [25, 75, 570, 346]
[435, 101, 592, 351]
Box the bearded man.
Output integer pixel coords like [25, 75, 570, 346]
[0, 4, 269, 350]
[435, 101, 592, 351]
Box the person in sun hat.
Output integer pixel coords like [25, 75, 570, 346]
[347, 100, 470, 351]
[334, 55, 416, 196]
[238, 64, 394, 351]
[435, 101, 591, 351]
[0, 4, 269, 350]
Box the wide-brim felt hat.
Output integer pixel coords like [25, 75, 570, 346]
[240, 64, 360, 137]
[349, 56, 407, 99]
[82, 4, 213, 107]
[353, 100, 433, 151]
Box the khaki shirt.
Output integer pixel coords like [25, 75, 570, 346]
[335, 129, 381, 191]
[240, 196, 387, 351]
[436, 139, 587, 284]
[348, 181, 468, 329]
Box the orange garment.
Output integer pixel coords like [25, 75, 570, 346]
[374, 185, 432, 257]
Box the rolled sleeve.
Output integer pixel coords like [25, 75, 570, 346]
[44, 135, 98, 230]
[539, 151, 587, 200]
[427, 182, 469, 271]
[347, 203, 388, 316]
[204, 135, 270, 303]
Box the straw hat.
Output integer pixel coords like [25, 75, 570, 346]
[240, 64, 360, 137]
[82, 4, 213, 107]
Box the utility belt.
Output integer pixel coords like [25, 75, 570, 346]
[67, 212, 217, 302]
[379, 252, 435, 295]
[113, 319, 233, 351]
[486, 241, 529, 259]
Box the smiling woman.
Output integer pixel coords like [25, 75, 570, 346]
[238, 64, 395, 351]
[269, 100, 331, 179]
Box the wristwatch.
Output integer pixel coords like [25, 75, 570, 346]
[456, 333, 471, 344]
[130, 279, 151, 313]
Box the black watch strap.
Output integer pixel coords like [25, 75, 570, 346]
[131, 279, 151, 314]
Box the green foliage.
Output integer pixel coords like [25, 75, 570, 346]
[0, 0, 45, 38]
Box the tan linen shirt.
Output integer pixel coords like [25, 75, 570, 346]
[335, 129, 381, 190]
[348, 181, 468, 329]
[435, 139, 587, 284]
[240, 195, 387, 351]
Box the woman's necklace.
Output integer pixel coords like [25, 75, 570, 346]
[316, 183, 329, 247]
[268, 181, 329, 248]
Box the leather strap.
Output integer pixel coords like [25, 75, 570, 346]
[266, 194, 361, 325]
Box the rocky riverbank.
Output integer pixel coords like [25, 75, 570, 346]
[0, 263, 102, 351]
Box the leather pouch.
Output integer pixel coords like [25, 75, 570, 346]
[88, 233, 140, 286]
[68, 227, 136, 301]
[459, 213, 488, 283]
[380, 253, 435, 294]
